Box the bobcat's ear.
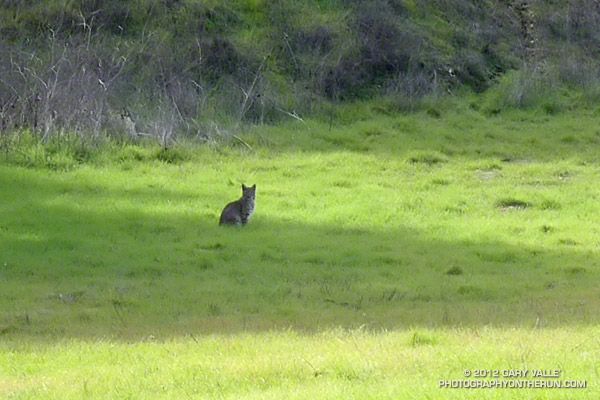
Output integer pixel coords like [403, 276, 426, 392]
[242, 184, 247, 190]
[252, 184, 256, 190]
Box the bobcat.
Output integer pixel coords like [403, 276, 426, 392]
[219, 184, 256, 226]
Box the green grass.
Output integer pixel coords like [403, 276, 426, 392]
[0, 328, 596, 399]
[1, 104, 600, 398]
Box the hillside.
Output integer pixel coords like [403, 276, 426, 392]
[1, 0, 600, 142]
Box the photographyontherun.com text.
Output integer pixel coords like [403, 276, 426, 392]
[440, 369, 586, 389]
[439, 380, 586, 389]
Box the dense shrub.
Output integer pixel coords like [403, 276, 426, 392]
[481, 68, 555, 113]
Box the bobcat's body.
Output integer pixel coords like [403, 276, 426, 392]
[219, 184, 256, 226]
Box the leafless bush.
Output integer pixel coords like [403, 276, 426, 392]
[288, 26, 333, 56]
[147, 102, 179, 150]
[0, 17, 212, 146]
[0, 25, 133, 140]
[541, 1, 600, 50]
[556, 54, 597, 87]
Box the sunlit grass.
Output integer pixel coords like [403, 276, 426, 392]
[0, 327, 597, 399]
[1, 104, 599, 397]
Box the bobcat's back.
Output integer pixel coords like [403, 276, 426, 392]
[219, 184, 256, 226]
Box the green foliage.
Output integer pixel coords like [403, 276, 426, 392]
[482, 69, 548, 113]
[0, 132, 102, 171]
[410, 331, 438, 347]
[154, 147, 191, 163]
[495, 198, 531, 210]
[445, 266, 463, 276]
[407, 151, 448, 165]
[118, 144, 152, 162]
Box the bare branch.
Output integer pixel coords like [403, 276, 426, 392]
[237, 54, 269, 124]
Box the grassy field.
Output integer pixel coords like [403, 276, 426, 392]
[1, 102, 599, 398]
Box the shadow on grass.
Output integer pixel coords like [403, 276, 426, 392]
[0, 167, 598, 339]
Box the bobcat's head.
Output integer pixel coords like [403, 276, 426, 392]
[242, 184, 256, 200]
